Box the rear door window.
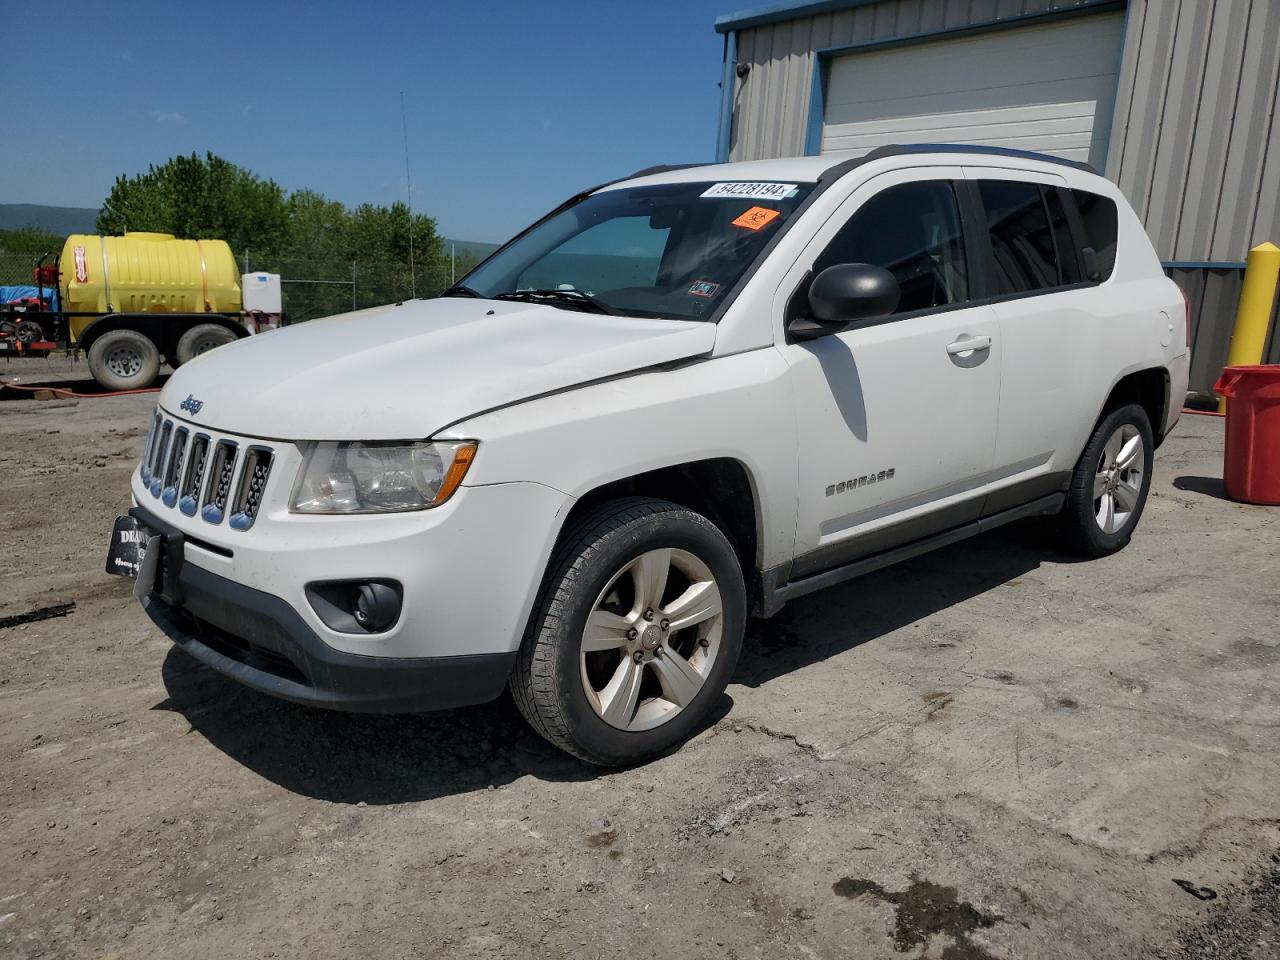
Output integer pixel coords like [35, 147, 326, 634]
[1045, 188, 1082, 284]
[977, 180, 1062, 295]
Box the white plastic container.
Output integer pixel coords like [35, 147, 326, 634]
[241, 273, 282, 314]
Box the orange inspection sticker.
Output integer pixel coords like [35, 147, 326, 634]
[731, 206, 782, 231]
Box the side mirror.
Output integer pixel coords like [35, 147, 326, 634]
[808, 263, 900, 326]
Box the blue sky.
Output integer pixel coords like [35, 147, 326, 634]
[0, 0, 737, 241]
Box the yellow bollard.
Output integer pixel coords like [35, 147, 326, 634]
[1219, 242, 1280, 412]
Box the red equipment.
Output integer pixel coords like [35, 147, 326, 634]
[1213, 365, 1280, 505]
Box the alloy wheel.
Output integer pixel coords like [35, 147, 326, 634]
[1094, 423, 1144, 534]
[580, 548, 724, 732]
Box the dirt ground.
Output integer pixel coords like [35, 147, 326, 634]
[2, 355, 1279, 959]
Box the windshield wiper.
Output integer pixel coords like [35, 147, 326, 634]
[493, 289, 612, 315]
[439, 284, 483, 298]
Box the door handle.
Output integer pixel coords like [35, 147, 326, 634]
[946, 334, 992, 356]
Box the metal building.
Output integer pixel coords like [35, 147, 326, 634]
[713, 0, 1280, 394]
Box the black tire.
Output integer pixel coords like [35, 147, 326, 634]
[1057, 402, 1154, 557]
[176, 323, 237, 366]
[87, 328, 161, 391]
[511, 497, 746, 767]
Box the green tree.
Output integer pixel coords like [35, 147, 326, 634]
[348, 201, 443, 266]
[281, 189, 350, 262]
[447, 248, 481, 285]
[97, 153, 459, 319]
[96, 152, 289, 254]
[0, 226, 64, 255]
[0, 228, 64, 284]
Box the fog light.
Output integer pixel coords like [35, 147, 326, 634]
[352, 582, 399, 632]
[306, 579, 402, 635]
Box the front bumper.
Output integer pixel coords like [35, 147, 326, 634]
[141, 531, 516, 713]
[129, 408, 573, 661]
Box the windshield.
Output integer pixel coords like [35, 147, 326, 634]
[453, 180, 816, 320]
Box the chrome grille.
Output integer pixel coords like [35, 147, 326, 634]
[180, 434, 210, 516]
[137, 408, 272, 531]
[140, 413, 161, 484]
[161, 428, 188, 507]
[149, 420, 172, 496]
[201, 440, 239, 524]
[229, 448, 273, 530]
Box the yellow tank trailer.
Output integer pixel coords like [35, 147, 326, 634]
[60, 233, 254, 390]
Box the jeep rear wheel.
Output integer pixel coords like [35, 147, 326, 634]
[87, 329, 161, 391]
[511, 497, 746, 767]
[1056, 402, 1154, 556]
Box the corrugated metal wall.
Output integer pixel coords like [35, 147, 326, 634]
[729, 0, 1110, 163]
[1107, 0, 1280, 262]
[1173, 266, 1280, 396]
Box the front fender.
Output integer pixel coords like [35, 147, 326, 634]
[443, 348, 798, 570]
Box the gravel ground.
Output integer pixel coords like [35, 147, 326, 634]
[1, 360, 1278, 959]
[1178, 852, 1280, 959]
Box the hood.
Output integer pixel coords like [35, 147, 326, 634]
[158, 298, 716, 440]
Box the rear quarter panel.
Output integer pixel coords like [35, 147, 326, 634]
[1047, 170, 1187, 468]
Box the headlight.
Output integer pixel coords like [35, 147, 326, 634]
[290, 440, 477, 514]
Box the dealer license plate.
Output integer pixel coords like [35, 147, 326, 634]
[105, 515, 162, 599]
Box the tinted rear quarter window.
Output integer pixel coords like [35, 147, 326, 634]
[1070, 189, 1119, 281]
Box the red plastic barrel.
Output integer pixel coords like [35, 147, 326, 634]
[1213, 364, 1280, 505]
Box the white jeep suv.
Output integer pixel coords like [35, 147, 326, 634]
[109, 145, 1189, 766]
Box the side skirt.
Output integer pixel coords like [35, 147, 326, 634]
[758, 492, 1065, 617]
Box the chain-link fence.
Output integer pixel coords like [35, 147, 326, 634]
[0, 251, 49, 286]
[0, 250, 459, 324]
[239, 255, 455, 323]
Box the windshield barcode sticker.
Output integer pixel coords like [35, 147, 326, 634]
[700, 182, 798, 200]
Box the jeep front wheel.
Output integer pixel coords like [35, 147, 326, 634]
[511, 497, 746, 767]
[87, 329, 161, 391]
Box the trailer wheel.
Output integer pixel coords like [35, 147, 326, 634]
[88, 329, 161, 391]
[176, 323, 237, 366]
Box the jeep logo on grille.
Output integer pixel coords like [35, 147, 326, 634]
[180, 394, 204, 415]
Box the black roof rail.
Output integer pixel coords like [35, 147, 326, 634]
[623, 146, 1095, 183]
[860, 143, 1098, 174]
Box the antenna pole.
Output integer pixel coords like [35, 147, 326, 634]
[400, 91, 416, 299]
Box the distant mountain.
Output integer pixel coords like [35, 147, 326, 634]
[0, 204, 97, 235]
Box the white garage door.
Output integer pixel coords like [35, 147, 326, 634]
[820, 12, 1125, 168]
